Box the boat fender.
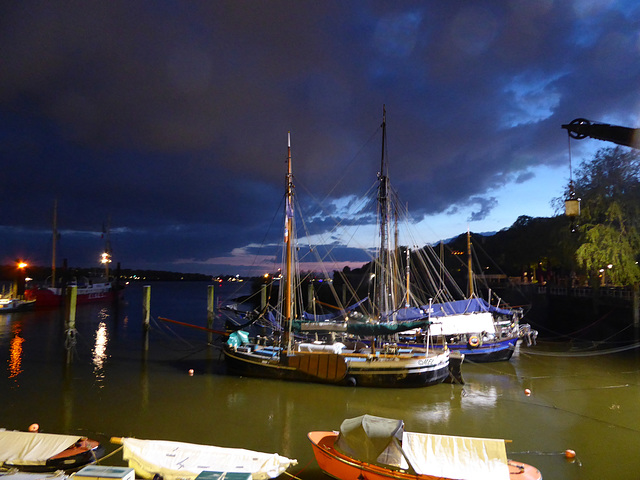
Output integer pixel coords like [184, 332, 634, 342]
[468, 335, 480, 348]
[346, 376, 357, 387]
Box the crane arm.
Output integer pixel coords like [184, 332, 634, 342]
[562, 118, 640, 150]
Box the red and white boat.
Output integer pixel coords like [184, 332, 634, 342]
[0, 429, 102, 472]
[25, 280, 123, 308]
[24, 203, 124, 308]
[308, 415, 542, 480]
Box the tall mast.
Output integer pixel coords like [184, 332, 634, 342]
[467, 228, 474, 297]
[405, 247, 411, 308]
[284, 132, 294, 352]
[377, 105, 391, 320]
[51, 198, 58, 288]
[101, 216, 112, 278]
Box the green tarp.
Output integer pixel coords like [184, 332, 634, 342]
[292, 319, 430, 335]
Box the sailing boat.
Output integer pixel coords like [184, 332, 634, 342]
[223, 130, 452, 388]
[392, 230, 537, 363]
[25, 202, 124, 308]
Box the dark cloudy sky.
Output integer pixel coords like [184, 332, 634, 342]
[1, 1, 639, 276]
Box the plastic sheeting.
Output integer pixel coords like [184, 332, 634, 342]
[426, 298, 513, 317]
[0, 431, 81, 466]
[428, 311, 496, 336]
[402, 431, 510, 480]
[120, 438, 297, 480]
[226, 331, 249, 348]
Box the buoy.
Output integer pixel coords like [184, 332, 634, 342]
[564, 449, 576, 459]
[188, 369, 194, 376]
[28, 423, 39, 432]
[524, 388, 531, 396]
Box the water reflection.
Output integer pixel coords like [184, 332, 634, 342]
[8, 323, 24, 382]
[461, 385, 499, 409]
[92, 319, 109, 386]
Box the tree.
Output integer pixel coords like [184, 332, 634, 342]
[572, 147, 640, 286]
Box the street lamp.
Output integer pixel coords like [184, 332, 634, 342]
[15, 261, 28, 298]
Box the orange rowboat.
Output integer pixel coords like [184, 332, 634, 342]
[308, 415, 542, 480]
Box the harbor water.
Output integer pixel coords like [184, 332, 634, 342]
[2, 281, 640, 480]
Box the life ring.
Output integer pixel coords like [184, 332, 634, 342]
[468, 335, 481, 348]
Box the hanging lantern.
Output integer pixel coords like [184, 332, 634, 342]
[564, 137, 580, 217]
[565, 198, 580, 216]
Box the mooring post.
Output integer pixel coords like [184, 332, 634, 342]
[207, 284, 215, 343]
[307, 282, 314, 311]
[64, 285, 77, 364]
[142, 285, 151, 351]
[142, 285, 151, 329]
[261, 283, 267, 310]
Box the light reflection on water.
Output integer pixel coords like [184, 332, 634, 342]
[8, 323, 24, 381]
[92, 321, 109, 385]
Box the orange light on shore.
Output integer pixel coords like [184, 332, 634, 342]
[17, 262, 28, 269]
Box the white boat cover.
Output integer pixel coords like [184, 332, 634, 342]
[429, 312, 495, 336]
[401, 431, 510, 480]
[121, 438, 297, 480]
[0, 431, 81, 466]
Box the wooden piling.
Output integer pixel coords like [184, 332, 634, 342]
[143, 285, 151, 331]
[307, 282, 314, 311]
[207, 284, 215, 343]
[65, 285, 77, 331]
[142, 285, 151, 352]
[261, 284, 267, 310]
[65, 285, 77, 364]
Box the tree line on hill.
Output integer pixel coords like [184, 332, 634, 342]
[337, 146, 640, 293]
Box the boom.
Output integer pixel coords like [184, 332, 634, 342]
[562, 118, 640, 150]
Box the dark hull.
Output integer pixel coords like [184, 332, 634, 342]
[401, 337, 517, 363]
[223, 348, 451, 388]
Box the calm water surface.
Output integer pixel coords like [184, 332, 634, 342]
[1, 281, 639, 480]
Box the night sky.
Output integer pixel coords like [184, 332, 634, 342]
[1, 1, 639, 276]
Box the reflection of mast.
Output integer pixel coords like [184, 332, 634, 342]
[52, 199, 58, 287]
[284, 133, 294, 353]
